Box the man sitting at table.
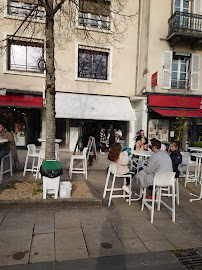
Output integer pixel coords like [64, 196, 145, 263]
[135, 140, 173, 198]
[0, 122, 14, 163]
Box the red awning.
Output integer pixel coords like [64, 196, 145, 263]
[0, 94, 43, 108]
[153, 109, 202, 117]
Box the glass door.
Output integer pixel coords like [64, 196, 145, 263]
[174, 0, 190, 30]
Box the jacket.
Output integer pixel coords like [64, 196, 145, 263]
[115, 151, 129, 175]
[0, 129, 14, 150]
[135, 150, 173, 188]
[170, 150, 182, 178]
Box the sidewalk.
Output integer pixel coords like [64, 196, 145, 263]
[0, 150, 202, 268]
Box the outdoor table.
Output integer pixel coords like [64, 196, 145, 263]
[0, 139, 8, 143]
[190, 153, 202, 202]
[188, 147, 202, 153]
[38, 138, 62, 143]
[129, 150, 152, 202]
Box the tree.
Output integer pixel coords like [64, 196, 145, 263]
[0, 0, 137, 160]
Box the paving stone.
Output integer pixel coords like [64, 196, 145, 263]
[121, 238, 148, 254]
[155, 222, 202, 249]
[0, 214, 4, 225]
[34, 210, 54, 234]
[0, 210, 36, 230]
[30, 233, 55, 263]
[132, 224, 165, 242]
[55, 228, 88, 261]
[102, 208, 128, 223]
[111, 222, 138, 241]
[143, 240, 175, 252]
[83, 227, 126, 258]
[0, 229, 32, 266]
[55, 211, 81, 229]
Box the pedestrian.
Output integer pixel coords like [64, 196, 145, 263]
[108, 127, 115, 150]
[170, 141, 182, 178]
[108, 142, 135, 194]
[100, 128, 106, 154]
[0, 121, 14, 163]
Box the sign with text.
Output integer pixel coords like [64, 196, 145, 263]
[151, 71, 159, 88]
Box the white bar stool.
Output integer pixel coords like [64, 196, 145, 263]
[141, 172, 176, 223]
[69, 147, 88, 179]
[103, 162, 132, 207]
[181, 152, 197, 187]
[0, 150, 13, 182]
[23, 144, 40, 177]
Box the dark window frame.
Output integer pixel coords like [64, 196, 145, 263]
[78, 48, 109, 80]
[7, 39, 44, 74]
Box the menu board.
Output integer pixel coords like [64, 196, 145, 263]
[148, 119, 169, 142]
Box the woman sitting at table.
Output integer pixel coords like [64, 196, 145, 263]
[108, 143, 135, 194]
[170, 141, 182, 178]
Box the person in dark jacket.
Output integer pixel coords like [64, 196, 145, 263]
[170, 141, 182, 178]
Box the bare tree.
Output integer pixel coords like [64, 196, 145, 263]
[0, 0, 138, 159]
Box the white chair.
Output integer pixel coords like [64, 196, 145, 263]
[69, 147, 88, 179]
[129, 154, 138, 171]
[103, 162, 132, 207]
[180, 152, 198, 187]
[23, 144, 40, 177]
[43, 176, 60, 199]
[141, 172, 176, 223]
[35, 149, 45, 179]
[0, 150, 13, 182]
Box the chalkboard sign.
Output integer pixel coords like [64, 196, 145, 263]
[86, 136, 97, 163]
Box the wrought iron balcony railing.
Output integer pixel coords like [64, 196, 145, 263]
[171, 79, 189, 90]
[168, 11, 202, 35]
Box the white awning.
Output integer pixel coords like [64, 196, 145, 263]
[55, 93, 136, 121]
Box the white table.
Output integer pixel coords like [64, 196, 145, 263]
[129, 150, 152, 202]
[190, 153, 202, 202]
[38, 138, 62, 143]
[188, 147, 202, 153]
[0, 139, 8, 143]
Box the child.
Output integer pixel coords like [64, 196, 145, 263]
[170, 141, 182, 178]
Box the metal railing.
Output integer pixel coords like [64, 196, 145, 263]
[168, 11, 202, 35]
[171, 79, 189, 90]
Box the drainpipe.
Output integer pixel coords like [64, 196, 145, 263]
[135, 0, 141, 96]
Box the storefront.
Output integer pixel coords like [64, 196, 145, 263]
[147, 94, 202, 150]
[0, 91, 43, 147]
[55, 92, 136, 151]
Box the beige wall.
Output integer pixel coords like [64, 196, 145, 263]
[0, 0, 139, 98]
[137, 0, 202, 96]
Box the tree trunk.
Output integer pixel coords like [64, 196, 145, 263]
[45, 3, 56, 160]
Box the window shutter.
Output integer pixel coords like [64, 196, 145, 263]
[162, 51, 172, 89]
[194, 0, 202, 14]
[191, 53, 200, 91]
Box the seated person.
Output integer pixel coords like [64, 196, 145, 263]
[108, 143, 134, 194]
[135, 130, 148, 150]
[170, 141, 182, 178]
[0, 121, 14, 163]
[135, 140, 173, 194]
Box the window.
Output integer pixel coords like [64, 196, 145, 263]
[7, 39, 44, 73]
[7, 0, 45, 20]
[171, 54, 189, 90]
[162, 51, 200, 91]
[78, 48, 108, 80]
[78, 0, 111, 30]
[173, 0, 190, 13]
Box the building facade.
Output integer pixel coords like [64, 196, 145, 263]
[0, 0, 146, 150]
[137, 0, 202, 149]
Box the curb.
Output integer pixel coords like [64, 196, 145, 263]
[0, 180, 103, 210]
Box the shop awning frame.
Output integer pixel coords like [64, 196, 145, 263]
[55, 93, 136, 121]
[152, 108, 202, 118]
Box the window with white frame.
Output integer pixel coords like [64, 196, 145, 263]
[7, 0, 45, 20]
[78, 48, 109, 80]
[162, 51, 200, 91]
[78, 0, 111, 30]
[7, 38, 44, 73]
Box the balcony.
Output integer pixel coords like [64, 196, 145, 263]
[171, 79, 189, 91]
[167, 11, 202, 47]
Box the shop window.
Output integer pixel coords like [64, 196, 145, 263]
[162, 51, 200, 91]
[78, 0, 111, 30]
[7, 38, 44, 73]
[7, 0, 45, 20]
[78, 48, 108, 80]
